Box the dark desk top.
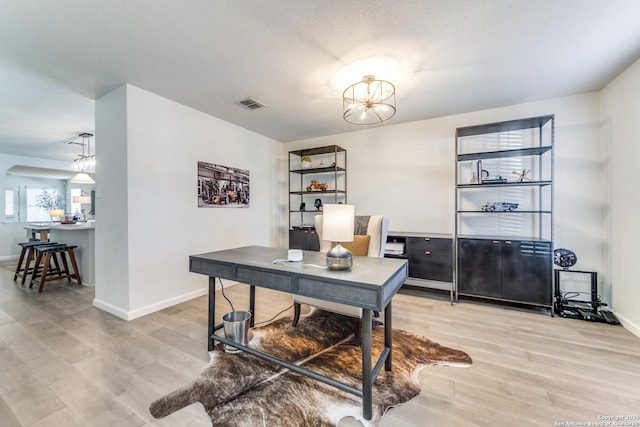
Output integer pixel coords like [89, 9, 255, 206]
[190, 245, 408, 311]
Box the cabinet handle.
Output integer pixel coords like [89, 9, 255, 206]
[492, 240, 500, 244]
[504, 240, 512, 245]
[424, 237, 430, 241]
[424, 251, 431, 255]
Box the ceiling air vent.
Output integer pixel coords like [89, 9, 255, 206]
[236, 97, 267, 110]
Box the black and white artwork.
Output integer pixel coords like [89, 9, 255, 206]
[198, 161, 250, 208]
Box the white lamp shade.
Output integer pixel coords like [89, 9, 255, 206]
[49, 209, 65, 219]
[72, 195, 92, 204]
[70, 172, 95, 184]
[322, 204, 354, 242]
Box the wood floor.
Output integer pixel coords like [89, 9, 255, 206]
[1, 264, 639, 426]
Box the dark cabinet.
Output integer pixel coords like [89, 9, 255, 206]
[406, 236, 452, 282]
[385, 232, 453, 304]
[458, 238, 552, 306]
[289, 229, 320, 251]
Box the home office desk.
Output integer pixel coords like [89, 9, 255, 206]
[189, 245, 408, 420]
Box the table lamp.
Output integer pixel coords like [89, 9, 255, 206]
[49, 209, 65, 222]
[323, 204, 355, 270]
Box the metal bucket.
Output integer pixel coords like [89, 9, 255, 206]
[222, 310, 251, 354]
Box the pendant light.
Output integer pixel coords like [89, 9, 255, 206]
[70, 132, 95, 184]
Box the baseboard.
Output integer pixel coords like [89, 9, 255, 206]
[93, 286, 209, 321]
[616, 312, 640, 338]
[0, 255, 19, 262]
[92, 298, 131, 320]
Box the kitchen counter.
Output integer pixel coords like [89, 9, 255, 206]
[49, 222, 95, 285]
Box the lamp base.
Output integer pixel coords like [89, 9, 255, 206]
[326, 242, 353, 270]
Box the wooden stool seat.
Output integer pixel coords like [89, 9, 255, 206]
[29, 244, 82, 293]
[14, 241, 59, 284]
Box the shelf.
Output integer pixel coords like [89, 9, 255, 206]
[457, 234, 552, 243]
[289, 210, 323, 213]
[387, 231, 453, 239]
[290, 166, 346, 174]
[457, 210, 552, 214]
[458, 180, 552, 188]
[456, 292, 552, 308]
[456, 116, 553, 137]
[383, 254, 407, 260]
[289, 145, 346, 157]
[289, 190, 346, 196]
[458, 146, 552, 161]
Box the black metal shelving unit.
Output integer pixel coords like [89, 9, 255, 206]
[454, 115, 555, 313]
[288, 145, 347, 250]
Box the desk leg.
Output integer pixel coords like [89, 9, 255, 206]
[362, 308, 372, 420]
[208, 277, 216, 351]
[249, 285, 256, 327]
[385, 301, 392, 371]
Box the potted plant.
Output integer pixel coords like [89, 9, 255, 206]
[35, 189, 66, 220]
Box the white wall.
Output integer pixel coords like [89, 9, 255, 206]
[284, 93, 609, 302]
[94, 85, 130, 314]
[600, 57, 640, 336]
[94, 84, 282, 320]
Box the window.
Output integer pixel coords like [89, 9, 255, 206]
[4, 187, 18, 221]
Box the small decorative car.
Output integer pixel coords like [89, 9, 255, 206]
[482, 202, 519, 212]
[306, 180, 328, 191]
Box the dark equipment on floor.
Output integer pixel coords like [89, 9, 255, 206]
[553, 248, 619, 325]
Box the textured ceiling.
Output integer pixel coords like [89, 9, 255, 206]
[1, 0, 640, 162]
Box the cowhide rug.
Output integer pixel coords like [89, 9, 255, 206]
[149, 310, 472, 426]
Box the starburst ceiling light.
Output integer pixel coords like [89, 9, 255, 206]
[343, 75, 396, 125]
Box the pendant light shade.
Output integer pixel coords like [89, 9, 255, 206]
[70, 172, 95, 184]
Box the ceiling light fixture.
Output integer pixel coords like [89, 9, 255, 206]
[343, 75, 396, 125]
[71, 133, 95, 172]
[70, 132, 95, 184]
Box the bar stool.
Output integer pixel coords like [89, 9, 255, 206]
[14, 241, 59, 284]
[29, 244, 82, 293]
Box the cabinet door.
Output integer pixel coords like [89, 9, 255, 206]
[457, 238, 501, 297]
[501, 240, 552, 305]
[307, 230, 320, 251]
[289, 230, 320, 251]
[406, 237, 452, 282]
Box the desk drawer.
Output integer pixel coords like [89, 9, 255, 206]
[190, 258, 237, 280]
[237, 268, 293, 292]
[297, 278, 378, 310]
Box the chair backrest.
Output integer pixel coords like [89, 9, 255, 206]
[313, 214, 389, 258]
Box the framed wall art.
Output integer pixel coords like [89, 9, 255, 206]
[197, 161, 250, 208]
